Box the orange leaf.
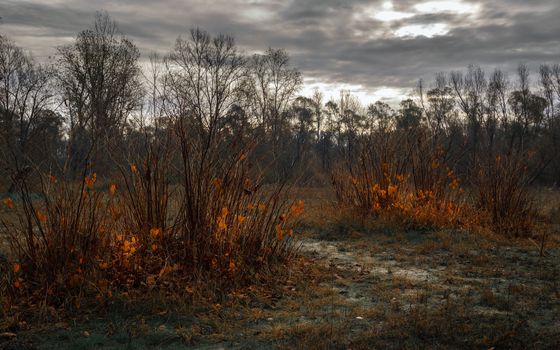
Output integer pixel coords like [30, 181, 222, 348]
[220, 207, 229, 217]
[388, 184, 398, 196]
[431, 160, 439, 169]
[289, 200, 305, 216]
[36, 210, 47, 223]
[85, 173, 97, 189]
[150, 227, 161, 239]
[217, 220, 227, 231]
[275, 224, 283, 241]
[216, 207, 229, 231]
[2, 197, 14, 209]
[109, 183, 117, 195]
[213, 178, 222, 189]
[12, 263, 20, 273]
[158, 265, 172, 278]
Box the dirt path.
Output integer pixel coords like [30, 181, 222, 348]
[196, 232, 560, 349]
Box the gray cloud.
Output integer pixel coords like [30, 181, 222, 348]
[1, 0, 558, 104]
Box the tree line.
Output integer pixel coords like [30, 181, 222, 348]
[2, 12, 560, 190]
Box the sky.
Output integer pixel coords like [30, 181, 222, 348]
[1, 0, 559, 106]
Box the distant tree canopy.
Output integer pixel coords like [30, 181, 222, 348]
[2, 12, 560, 189]
[0, 34, 57, 183]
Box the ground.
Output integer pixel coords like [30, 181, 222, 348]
[1, 189, 560, 349]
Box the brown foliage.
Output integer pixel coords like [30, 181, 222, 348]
[1, 171, 115, 304]
[473, 151, 538, 238]
[332, 129, 467, 230]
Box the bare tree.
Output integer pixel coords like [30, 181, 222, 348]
[450, 65, 487, 166]
[166, 28, 247, 141]
[248, 48, 302, 155]
[0, 35, 55, 189]
[57, 12, 142, 175]
[423, 73, 455, 136]
[540, 65, 556, 125]
[367, 101, 395, 132]
[312, 89, 324, 141]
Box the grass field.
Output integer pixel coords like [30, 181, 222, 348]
[1, 187, 559, 349]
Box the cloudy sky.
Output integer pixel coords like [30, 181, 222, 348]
[1, 0, 559, 105]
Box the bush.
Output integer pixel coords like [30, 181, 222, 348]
[171, 116, 300, 285]
[1, 136, 302, 306]
[332, 129, 466, 230]
[1, 170, 115, 305]
[472, 151, 537, 238]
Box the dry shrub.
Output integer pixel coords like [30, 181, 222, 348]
[409, 131, 460, 197]
[333, 129, 466, 230]
[1, 170, 115, 304]
[473, 151, 538, 238]
[0, 164, 300, 310]
[405, 130, 469, 229]
[0, 125, 301, 308]
[332, 126, 541, 237]
[332, 130, 410, 213]
[101, 144, 174, 292]
[79, 123, 301, 295]
[118, 157, 171, 242]
[115, 129, 174, 253]
[172, 117, 301, 284]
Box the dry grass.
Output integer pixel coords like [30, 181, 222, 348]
[1, 191, 559, 349]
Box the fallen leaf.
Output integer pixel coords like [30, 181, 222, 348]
[0, 332, 16, 339]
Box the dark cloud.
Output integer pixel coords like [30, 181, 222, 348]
[1, 0, 558, 104]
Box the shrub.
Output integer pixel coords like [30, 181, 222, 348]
[332, 129, 466, 230]
[332, 130, 410, 214]
[1, 170, 115, 305]
[472, 151, 537, 238]
[172, 116, 300, 285]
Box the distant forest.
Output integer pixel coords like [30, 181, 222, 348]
[1, 12, 560, 189]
